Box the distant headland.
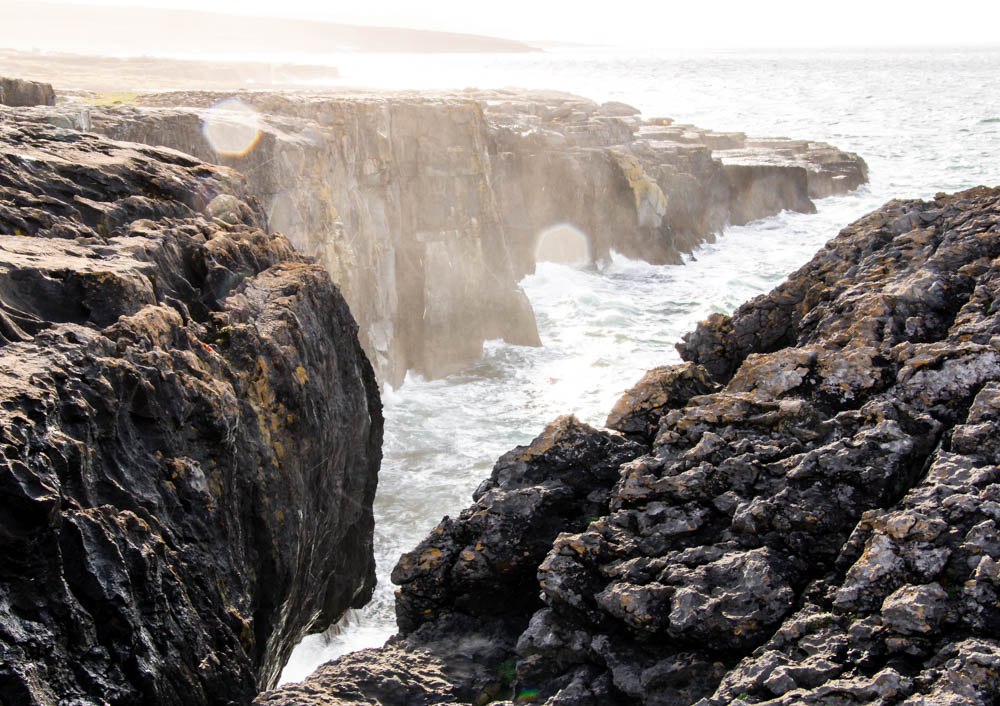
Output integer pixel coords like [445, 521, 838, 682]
[0, 1, 541, 57]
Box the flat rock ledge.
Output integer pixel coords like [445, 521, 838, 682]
[261, 186, 1000, 705]
[0, 119, 382, 704]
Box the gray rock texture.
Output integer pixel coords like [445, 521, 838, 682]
[0, 77, 54, 107]
[262, 186, 1000, 705]
[0, 118, 382, 704]
[10, 89, 866, 386]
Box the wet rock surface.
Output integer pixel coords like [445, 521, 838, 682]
[264, 186, 1000, 704]
[0, 119, 382, 704]
[10, 89, 865, 385]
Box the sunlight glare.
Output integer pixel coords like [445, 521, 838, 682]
[201, 98, 262, 157]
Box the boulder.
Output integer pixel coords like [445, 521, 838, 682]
[0, 77, 55, 107]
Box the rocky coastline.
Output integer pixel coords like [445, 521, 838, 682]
[260, 185, 1000, 705]
[9, 86, 866, 386]
[7, 75, 997, 706]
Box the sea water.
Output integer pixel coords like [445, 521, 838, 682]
[280, 46, 1000, 683]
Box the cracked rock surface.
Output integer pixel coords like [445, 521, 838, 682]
[0, 119, 382, 704]
[261, 186, 1000, 705]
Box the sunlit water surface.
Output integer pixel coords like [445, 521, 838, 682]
[280, 46, 1000, 683]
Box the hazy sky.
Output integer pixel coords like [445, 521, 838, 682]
[23, 0, 1000, 48]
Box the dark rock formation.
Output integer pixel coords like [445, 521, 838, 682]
[0, 119, 382, 704]
[262, 186, 1000, 705]
[8, 90, 865, 386]
[0, 78, 54, 107]
[393, 416, 647, 635]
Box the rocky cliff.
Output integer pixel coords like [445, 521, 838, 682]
[0, 118, 382, 704]
[259, 186, 1000, 705]
[22, 89, 865, 386]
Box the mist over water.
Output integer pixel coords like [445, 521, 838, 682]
[281, 46, 1000, 683]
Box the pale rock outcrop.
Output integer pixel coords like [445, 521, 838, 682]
[0, 77, 54, 107]
[10, 89, 866, 386]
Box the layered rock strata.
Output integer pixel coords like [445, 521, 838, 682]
[14, 89, 866, 385]
[260, 186, 1000, 705]
[0, 119, 382, 704]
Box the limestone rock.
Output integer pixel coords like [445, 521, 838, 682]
[9, 89, 866, 386]
[0, 77, 55, 107]
[606, 362, 719, 438]
[0, 119, 382, 704]
[881, 583, 950, 635]
[255, 644, 461, 705]
[392, 415, 646, 634]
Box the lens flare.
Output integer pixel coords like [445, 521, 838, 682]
[201, 98, 261, 157]
[534, 223, 590, 266]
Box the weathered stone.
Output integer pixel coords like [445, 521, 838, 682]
[606, 362, 718, 438]
[898, 639, 1000, 705]
[0, 120, 381, 704]
[0, 77, 55, 107]
[256, 644, 460, 705]
[881, 583, 950, 635]
[392, 415, 645, 634]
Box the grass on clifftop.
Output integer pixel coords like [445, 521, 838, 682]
[86, 91, 143, 106]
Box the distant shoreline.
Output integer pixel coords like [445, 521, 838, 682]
[0, 48, 350, 93]
[1, 1, 542, 56]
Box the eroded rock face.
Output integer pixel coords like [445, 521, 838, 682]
[263, 186, 1000, 705]
[11, 90, 865, 386]
[0, 120, 382, 704]
[481, 92, 867, 275]
[50, 93, 544, 386]
[0, 78, 55, 107]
